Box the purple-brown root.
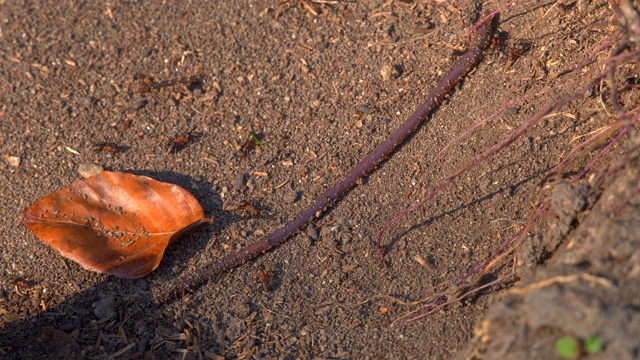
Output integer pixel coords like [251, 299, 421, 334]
[152, 15, 497, 303]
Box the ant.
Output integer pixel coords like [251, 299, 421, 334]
[488, 32, 503, 55]
[239, 200, 261, 218]
[91, 142, 120, 154]
[167, 130, 201, 154]
[12, 278, 35, 293]
[502, 40, 531, 71]
[13, 278, 32, 288]
[240, 139, 256, 157]
[257, 267, 271, 291]
[240, 133, 266, 158]
[132, 74, 204, 94]
[486, 31, 531, 69]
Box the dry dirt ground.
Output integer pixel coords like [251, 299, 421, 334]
[1, 1, 639, 359]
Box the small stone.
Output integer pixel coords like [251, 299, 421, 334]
[284, 191, 299, 204]
[356, 104, 371, 114]
[507, 107, 520, 115]
[309, 99, 321, 109]
[3, 155, 20, 167]
[307, 224, 319, 240]
[233, 173, 247, 190]
[77, 162, 103, 178]
[380, 65, 401, 80]
[380, 65, 393, 80]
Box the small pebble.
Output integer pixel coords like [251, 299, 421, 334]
[380, 65, 393, 80]
[310, 99, 321, 109]
[380, 64, 401, 80]
[356, 104, 371, 114]
[307, 224, 319, 240]
[284, 191, 299, 204]
[3, 155, 20, 167]
[77, 162, 103, 178]
[233, 173, 247, 190]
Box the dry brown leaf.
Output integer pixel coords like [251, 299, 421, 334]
[20, 171, 206, 279]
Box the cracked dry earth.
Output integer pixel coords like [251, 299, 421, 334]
[1, 1, 639, 359]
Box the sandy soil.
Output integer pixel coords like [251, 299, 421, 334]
[1, 1, 638, 359]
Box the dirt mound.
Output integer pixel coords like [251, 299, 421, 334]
[459, 135, 640, 360]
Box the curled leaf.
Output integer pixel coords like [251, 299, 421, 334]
[20, 171, 206, 279]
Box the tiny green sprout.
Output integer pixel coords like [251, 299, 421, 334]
[249, 133, 266, 148]
[555, 336, 579, 359]
[584, 334, 603, 354]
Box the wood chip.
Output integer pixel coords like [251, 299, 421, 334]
[275, 180, 289, 189]
[413, 254, 428, 268]
[64, 146, 80, 155]
[301, 0, 318, 16]
[107, 343, 135, 359]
